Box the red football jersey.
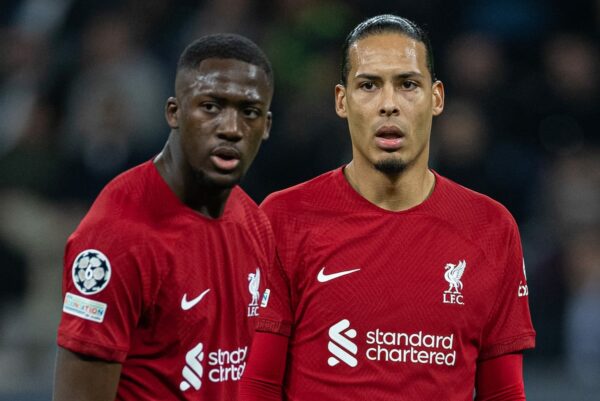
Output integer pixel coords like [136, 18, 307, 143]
[257, 167, 535, 401]
[57, 160, 275, 401]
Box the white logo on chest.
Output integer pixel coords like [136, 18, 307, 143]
[317, 267, 361, 283]
[443, 260, 467, 305]
[180, 342, 205, 392]
[181, 288, 210, 311]
[180, 342, 248, 392]
[328, 319, 358, 367]
[247, 268, 261, 317]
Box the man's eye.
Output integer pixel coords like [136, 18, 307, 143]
[202, 103, 219, 112]
[244, 108, 260, 119]
[360, 82, 376, 91]
[402, 81, 417, 90]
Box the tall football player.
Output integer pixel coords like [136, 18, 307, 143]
[54, 34, 276, 401]
[240, 15, 535, 401]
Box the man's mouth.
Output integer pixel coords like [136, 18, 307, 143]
[375, 126, 405, 151]
[210, 146, 241, 171]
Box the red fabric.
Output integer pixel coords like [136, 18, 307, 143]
[57, 161, 277, 400]
[255, 167, 535, 400]
[239, 332, 288, 401]
[475, 353, 525, 401]
[238, 337, 527, 401]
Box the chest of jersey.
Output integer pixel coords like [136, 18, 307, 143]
[125, 220, 267, 399]
[284, 213, 500, 399]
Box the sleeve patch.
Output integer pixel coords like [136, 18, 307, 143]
[72, 249, 112, 295]
[260, 288, 271, 307]
[62, 292, 107, 323]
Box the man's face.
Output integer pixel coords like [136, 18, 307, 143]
[335, 33, 444, 174]
[166, 58, 272, 188]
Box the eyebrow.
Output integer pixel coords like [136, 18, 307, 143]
[355, 71, 425, 80]
[189, 90, 267, 105]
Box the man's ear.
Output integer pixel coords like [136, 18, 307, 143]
[432, 80, 445, 117]
[165, 97, 179, 128]
[262, 111, 273, 140]
[335, 84, 348, 118]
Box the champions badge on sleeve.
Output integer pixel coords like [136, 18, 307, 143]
[72, 249, 112, 295]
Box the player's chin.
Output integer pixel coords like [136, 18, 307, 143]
[210, 172, 244, 189]
[374, 156, 408, 175]
[194, 168, 244, 189]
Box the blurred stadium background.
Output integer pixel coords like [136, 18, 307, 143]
[0, 0, 598, 399]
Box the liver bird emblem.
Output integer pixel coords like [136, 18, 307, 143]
[248, 268, 261, 306]
[444, 260, 467, 294]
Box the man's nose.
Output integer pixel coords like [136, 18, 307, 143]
[217, 108, 242, 140]
[379, 85, 399, 117]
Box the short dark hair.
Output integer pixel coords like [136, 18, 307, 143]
[177, 33, 273, 89]
[340, 14, 436, 85]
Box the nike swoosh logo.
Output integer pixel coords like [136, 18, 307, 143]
[181, 288, 211, 310]
[317, 267, 361, 283]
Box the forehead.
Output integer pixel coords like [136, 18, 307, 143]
[176, 58, 271, 100]
[348, 33, 428, 76]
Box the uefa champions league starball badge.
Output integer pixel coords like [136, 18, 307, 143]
[72, 249, 111, 295]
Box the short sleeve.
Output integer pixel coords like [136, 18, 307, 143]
[57, 232, 146, 363]
[256, 250, 293, 336]
[479, 221, 536, 360]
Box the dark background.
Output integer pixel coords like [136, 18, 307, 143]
[0, 0, 598, 399]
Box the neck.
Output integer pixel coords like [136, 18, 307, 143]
[344, 158, 435, 212]
[154, 133, 232, 219]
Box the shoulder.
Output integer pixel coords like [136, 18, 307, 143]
[230, 185, 259, 210]
[261, 168, 340, 217]
[230, 186, 274, 240]
[225, 187, 277, 266]
[93, 162, 154, 211]
[229, 186, 266, 225]
[432, 173, 518, 238]
[68, 162, 157, 255]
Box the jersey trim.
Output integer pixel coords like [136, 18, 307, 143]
[479, 333, 536, 360]
[58, 331, 128, 362]
[255, 318, 292, 336]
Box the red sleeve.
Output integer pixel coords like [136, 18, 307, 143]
[475, 353, 525, 401]
[255, 252, 293, 336]
[239, 332, 288, 401]
[480, 221, 535, 359]
[57, 233, 149, 363]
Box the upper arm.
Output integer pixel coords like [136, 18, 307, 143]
[475, 353, 525, 401]
[239, 332, 288, 401]
[53, 346, 122, 401]
[480, 220, 535, 359]
[58, 243, 147, 362]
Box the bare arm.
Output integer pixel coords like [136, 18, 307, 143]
[53, 346, 122, 401]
